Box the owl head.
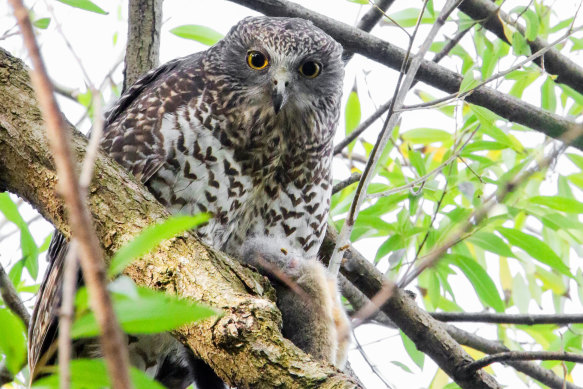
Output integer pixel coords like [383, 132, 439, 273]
[207, 16, 344, 122]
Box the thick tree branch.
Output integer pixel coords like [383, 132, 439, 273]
[0, 47, 358, 389]
[122, 0, 162, 92]
[227, 0, 583, 151]
[458, 0, 583, 95]
[339, 271, 581, 389]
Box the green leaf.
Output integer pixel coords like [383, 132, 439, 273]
[520, 8, 539, 41]
[0, 309, 27, 374]
[33, 18, 51, 29]
[386, 8, 434, 28]
[33, 359, 165, 389]
[541, 76, 557, 112]
[511, 31, 531, 56]
[170, 25, 223, 46]
[497, 227, 572, 277]
[459, 69, 480, 94]
[529, 195, 583, 213]
[447, 255, 505, 312]
[401, 128, 451, 144]
[408, 147, 426, 176]
[108, 213, 210, 276]
[55, 0, 107, 15]
[550, 18, 574, 33]
[400, 330, 425, 368]
[508, 69, 539, 99]
[567, 153, 583, 170]
[72, 281, 218, 338]
[0, 193, 39, 279]
[468, 231, 515, 258]
[345, 90, 361, 136]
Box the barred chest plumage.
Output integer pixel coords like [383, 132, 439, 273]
[146, 99, 335, 258]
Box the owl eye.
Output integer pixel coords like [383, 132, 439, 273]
[299, 61, 321, 78]
[247, 51, 269, 70]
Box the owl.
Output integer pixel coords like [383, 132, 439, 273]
[30, 16, 350, 388]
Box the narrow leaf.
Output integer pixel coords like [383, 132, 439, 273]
[529, 195, 583, 213]
[55, 0, 107, 14]
[33, 18, 51, 29]
[33, 359, 165, 389]
[448, 255, 505, 312]
[497, 227, 572, 277]
[0, 309, 27, 374]
[170, 25, 223, 46]
[72, 284, 218, 338]
[108, 213, 210, 276]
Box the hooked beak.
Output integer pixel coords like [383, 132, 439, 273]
[271, 69, 291, 114]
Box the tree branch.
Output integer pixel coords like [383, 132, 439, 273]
[0, 47, 358, 389]
[7, 2, 133, 387]
[458, 0, 583, 95]
[227, 0, 583, 151]
[464, 351, 583, 377]
[122, 0, 162, 92]
[0, 262, 30, 327]
[339, 271, 581, 389]
[431, 311, 583, 326]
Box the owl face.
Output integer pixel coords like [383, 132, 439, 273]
[214, 16, 344, 117]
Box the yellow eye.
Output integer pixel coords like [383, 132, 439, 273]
[247, 51, 269, 70]
[299, 61, 321, 78]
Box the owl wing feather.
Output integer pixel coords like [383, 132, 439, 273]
[28, 53, 205, 379]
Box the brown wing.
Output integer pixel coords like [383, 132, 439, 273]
[28, 53, 205, 379]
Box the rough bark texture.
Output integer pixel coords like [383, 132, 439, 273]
[0, 47, 358, 389]
[122, 0, 162, 92]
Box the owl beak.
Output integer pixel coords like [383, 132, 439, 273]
[271, 70, 291, 114]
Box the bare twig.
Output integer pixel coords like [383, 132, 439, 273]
[342, 0, 396, 61]
[431, 311, 583, 326]
[352, 327, 394, 388]
[464, 351, 583, 377]
[332, 173, 361, 194]
[8, 2, 133, 388]
[0, 261, 30, 327]
[58, 241, 77, 389]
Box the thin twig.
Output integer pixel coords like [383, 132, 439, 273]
[431, 311, 583, 326]
[332, 173, 362, 194]
[464, 351, 583, 377]
[0, 261, 30, 327]
[8, 2, 133, 388]
[351, 327, 394, 388]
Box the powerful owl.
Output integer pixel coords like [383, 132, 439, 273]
[29, 16, 350, 388]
